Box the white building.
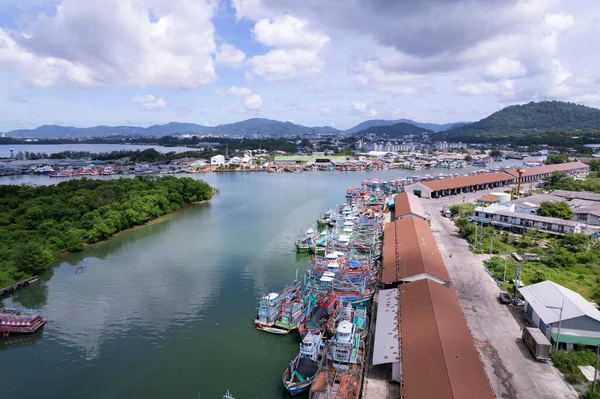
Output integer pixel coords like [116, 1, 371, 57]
[519, 281, 600, 349]
[210, 155, 225, 166]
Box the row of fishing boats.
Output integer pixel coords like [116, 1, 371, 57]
[254, 187, 387, 398]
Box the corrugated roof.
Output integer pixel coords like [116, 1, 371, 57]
[493, 209, 580, 227]
[476, 194, 500, 202]
[394, 192, 427, 219]
[519, 281, 600, 324]
[421, 172, 515, 192]
[552, 190, 600, 202]
[506, 161, 589, 178]
[381, 216, 451, 284]
[372, 288, 400, 365]
[399, 279, 495, 399]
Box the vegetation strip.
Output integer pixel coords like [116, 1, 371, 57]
[0, 176, 214, 288]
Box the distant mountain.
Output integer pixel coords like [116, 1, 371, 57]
[6, 118, 340, 138]
[347, 118, 468, 133]
[445, 101, 600, 139]
[354, 122, 435, 137]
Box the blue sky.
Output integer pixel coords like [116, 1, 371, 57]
[0, 0, 599, 132]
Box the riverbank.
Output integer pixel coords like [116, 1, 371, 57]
[0, 176, 214, 289]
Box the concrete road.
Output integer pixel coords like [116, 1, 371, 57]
[421, 191, 577, 399]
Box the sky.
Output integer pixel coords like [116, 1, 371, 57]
[0, 0, 599, 132]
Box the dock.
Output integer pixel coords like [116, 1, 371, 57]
[0, 276, 39, 297]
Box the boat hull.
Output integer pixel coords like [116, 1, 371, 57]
[257, 325, 290, 334]
[296, 245, 311, 253]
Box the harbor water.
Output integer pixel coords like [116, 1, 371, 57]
[0, 162, 521, 398]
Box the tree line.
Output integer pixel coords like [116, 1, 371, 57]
[0, 176, 214, 288]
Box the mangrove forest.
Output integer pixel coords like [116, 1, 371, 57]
[0, 176, 214, 288]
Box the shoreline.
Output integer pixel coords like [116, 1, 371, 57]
[1, 199, 213, 292]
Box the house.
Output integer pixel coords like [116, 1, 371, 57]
[519, 281, 600, 349]
[210, 154, 225, 166]
[473, 204, 587, 236]
[475, 194, 501, 206]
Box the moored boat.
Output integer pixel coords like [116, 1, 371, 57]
[0, 308, 45, 336]
[282, 332, 323, 395]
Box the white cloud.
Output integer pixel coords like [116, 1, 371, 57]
[250, 49, 325, 81]
[244, 94, 263, 111]
[215, 43, 246, 67]
[355, 59, 421, 95]
[544, 12, 575, 31]
[132, 95, 167, 111]
[318, 105, 331, 115]
[226, 86, 253, 97]
[352, 102, 377, 118]
[252, 15, 329, 50]
[0, 0, 218, 88]
[249, 15, 329, 81]
[483, 58, 526, 80]
[456, 82, 499, 96]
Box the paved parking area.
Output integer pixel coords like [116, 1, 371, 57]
[422, 192, 577, 399]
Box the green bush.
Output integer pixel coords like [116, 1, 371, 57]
[0, 176, 214, 287]
[551, 349, 596, 375]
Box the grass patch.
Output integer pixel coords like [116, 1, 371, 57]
[550, 349, 596, 385]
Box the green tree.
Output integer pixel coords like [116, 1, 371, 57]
[537, 201, 573, 220]
[489, 149, 503, 158]
[546, 154, 568, 164]
[560, 233, 590, 253]
[464, 154, 473, 162]
[10, 242, 52, 275]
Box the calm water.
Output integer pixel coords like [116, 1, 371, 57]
[0, 163, 521, 399]
[0, 144, 198, 158]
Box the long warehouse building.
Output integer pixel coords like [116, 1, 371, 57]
[505, 161, 589, 183]
[407, 172, 515, 199]
[374, 202, 494, 398]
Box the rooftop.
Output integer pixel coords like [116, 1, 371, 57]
[399, 279, 494, 399]
[553, 190, 600, 202]
[381, 216, 451, 284]
[372, 288, 400, 366]
[420, 172, 515, 192]
[492, 209, 580, 227]
[505, 161, 589, 178]
[518, 281, 600, 324]
[475, 194, 500, 203]
[508, 193, 566, 208]
[394, 192, 427, 220]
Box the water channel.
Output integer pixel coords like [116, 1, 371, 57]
[0, 162, 521, 399]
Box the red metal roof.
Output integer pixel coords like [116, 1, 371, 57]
[399, 279, 495, 399]
[505, 161, 589, 178]
[381, 216, 451, 284]
[476, 194, 500, 203]
[394, 192, 427, 219]
[421, 172, 515, 192]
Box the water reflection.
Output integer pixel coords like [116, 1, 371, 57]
[0, 330, 44, 353]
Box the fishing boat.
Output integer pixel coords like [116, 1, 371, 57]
[298, 291, 337, 338]
[326, 302, 368, 340]
[282, 332, 323, 395]
[254, 293, 281, 331]
[309, 320, 364, 399]
[272, 280, 305, 333]
[0, 308, 45, 336]
[296, 228, 315, 253]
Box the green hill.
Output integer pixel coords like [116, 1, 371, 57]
[354, 122, 434, 137]
[446, 101, 600, 140]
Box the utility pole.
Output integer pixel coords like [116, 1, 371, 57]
[593, 344, 599, 392]
[503, 253, 508, 282]
[489, 233, 493, 256]
[546, 299, 565, 351]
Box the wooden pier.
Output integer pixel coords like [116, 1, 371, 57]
[0, 276, 39, 297]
